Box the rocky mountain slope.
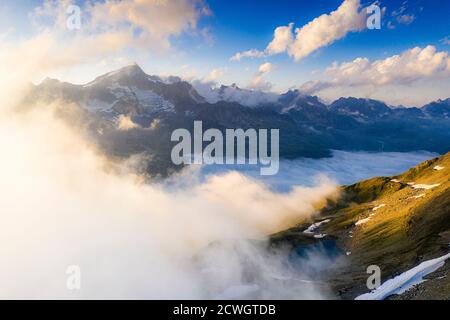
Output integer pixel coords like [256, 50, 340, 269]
[271, 152, 450, 300]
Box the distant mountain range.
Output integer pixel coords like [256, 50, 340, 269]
[22, 64, 450, 176]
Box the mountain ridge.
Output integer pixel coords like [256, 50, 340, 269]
[35, 64, 448, 112]
[271, 152, 450, 300]
[23, 64, 450, 177]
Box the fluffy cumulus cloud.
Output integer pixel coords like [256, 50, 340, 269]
[86, 0, 210, 50]
[265, 23, 294, 55]
[286, 0, 366, 61]
[204, 67, 226, 82]
[258, 62, 274, 74]
[300, 46, 450, 94]
[0, 0, 210, 93]
[117, 115, 140, 130]
[248, 62, 275, 91]
[299, 45, 450, 105]
[298, 80, 333, 96]
[231, 0, 366, 62]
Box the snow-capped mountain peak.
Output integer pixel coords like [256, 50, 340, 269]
[32, 64, 205, 116]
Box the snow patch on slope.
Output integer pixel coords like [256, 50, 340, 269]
[356, 252, 450, 300]
[372, 204, 386, 211]
[408, 183, 441, 190]
[82, 99, 112, 112]
[355, 204, 386, 226]
[303, 219, 331, 234]
[355, 217, 371, 226]
[131, 86, 174, 112]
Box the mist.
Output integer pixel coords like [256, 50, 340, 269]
[0, 99, 435, 299]
[0, 21, 342, 299]
[0, 79, 435, 299]
[0, 104, 339, 299]
[194, 150, 438, 192]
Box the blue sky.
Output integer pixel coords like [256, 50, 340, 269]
[191, 0, 450, 96]
[1, 0, 449, 105]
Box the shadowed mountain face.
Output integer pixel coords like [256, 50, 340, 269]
[23, 65, 450, 177]
[329, 97, 392, 120]
[422, 98, 450, 118]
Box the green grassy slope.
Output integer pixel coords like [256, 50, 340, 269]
[272, 152, 450, 299]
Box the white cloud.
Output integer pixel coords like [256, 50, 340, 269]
[86, 0, 210, 50]
[0, 9, 329, 294]
[301, 46, 450, 95]
[299, 80, 333, 96]
[258, 62, 274, 74]
[287, 0, 366, 61]
[117, 115, 139, 130]
[0, 102, 336, 298]
[199, 150, 437, 190]
[230, 49, 266, 61]
[1, 0, 211, 90]
[297, 46, 450, 105]
[325, 46, 450, 86]
[0, 0, 213, 99]
[231, 0, 366, 62]
[248, 63, 274, 91]
[266, 23, 294, 55]
[204, 67, 226, 82]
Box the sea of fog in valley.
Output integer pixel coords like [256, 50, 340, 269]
[167, 150, 438, 192]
